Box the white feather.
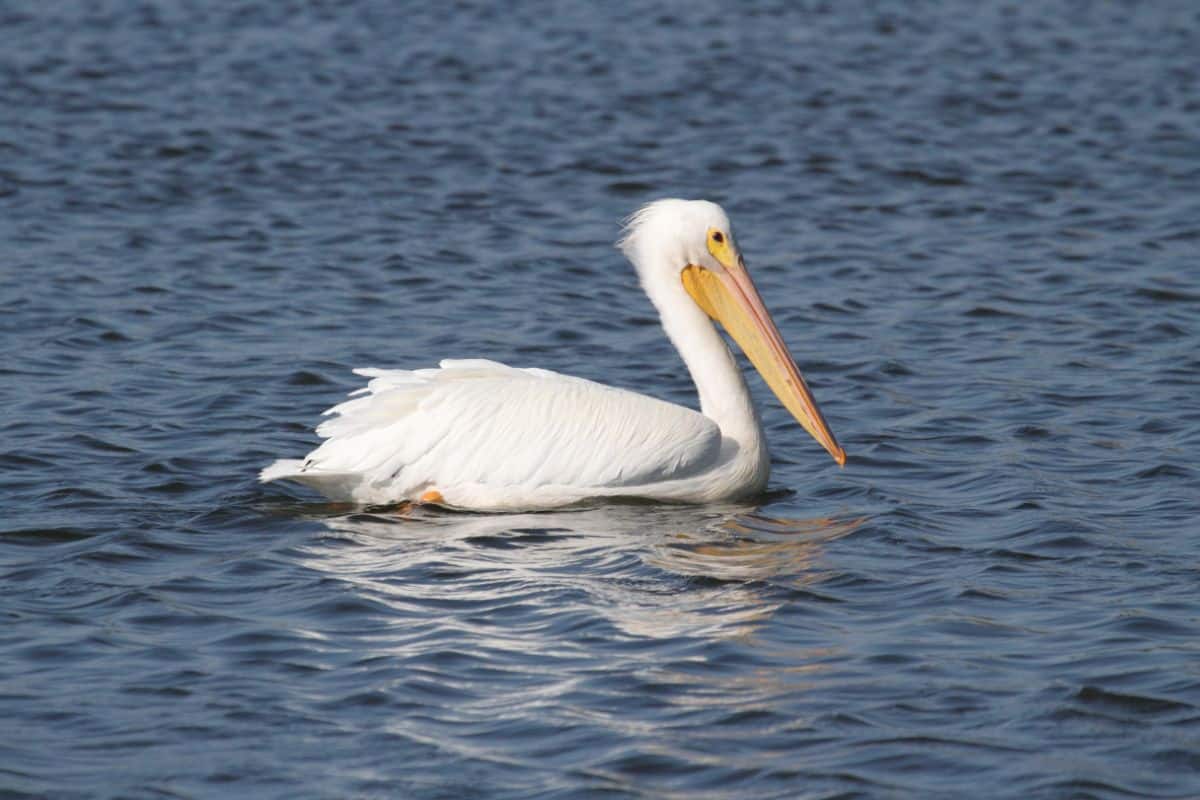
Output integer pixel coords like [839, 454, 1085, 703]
[261, 359, 725, 508]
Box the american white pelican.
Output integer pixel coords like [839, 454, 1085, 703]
[261, 199, 845, 510]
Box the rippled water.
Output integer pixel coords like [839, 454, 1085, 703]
[3, 2, 1199, 798]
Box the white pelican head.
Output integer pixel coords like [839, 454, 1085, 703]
[620, 198, 846, 466]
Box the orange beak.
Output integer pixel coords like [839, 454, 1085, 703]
[681, 234, 846, 466]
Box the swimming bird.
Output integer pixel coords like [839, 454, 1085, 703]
[261, 199, 845, 510]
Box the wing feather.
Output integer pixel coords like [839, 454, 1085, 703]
[261, 360, 720, 505]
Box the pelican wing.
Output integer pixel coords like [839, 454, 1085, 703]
[261, 359, 721, 507]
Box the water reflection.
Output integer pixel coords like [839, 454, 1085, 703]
[646, 512, 863, 583]
[299, 503, 863, 642]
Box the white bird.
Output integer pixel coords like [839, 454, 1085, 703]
[261, 199, 845, 511]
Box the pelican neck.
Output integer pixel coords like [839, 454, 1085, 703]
[639, 265, 768, 463]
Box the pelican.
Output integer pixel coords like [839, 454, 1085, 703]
[261, 199, 845, 510]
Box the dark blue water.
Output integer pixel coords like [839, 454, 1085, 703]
[3, 2, 1199, 797]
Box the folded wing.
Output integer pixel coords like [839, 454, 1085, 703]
[260, 359, 721, 506]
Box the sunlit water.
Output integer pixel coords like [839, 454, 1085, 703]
[2, 2, 1199, 798]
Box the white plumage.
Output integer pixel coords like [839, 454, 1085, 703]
[262, 359, 725, 508]
[261, 199, 845, 511]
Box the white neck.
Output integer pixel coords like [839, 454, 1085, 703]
[638, 261, 769, 473]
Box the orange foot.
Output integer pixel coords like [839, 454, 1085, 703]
[419, 489, 445, 505]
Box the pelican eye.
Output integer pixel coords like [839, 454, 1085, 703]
[711, 231, 725, 243]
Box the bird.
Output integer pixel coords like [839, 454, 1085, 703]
[260, 199, 845, 511]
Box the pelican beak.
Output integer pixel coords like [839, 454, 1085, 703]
[681, 232, 846, 466]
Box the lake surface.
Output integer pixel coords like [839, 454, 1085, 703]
[2, 2, 1199, 797]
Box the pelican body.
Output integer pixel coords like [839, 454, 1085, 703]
[261, 199, 844, 510]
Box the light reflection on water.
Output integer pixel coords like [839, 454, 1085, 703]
[306, 505, 863, 642]
[280, 503, 871, 796]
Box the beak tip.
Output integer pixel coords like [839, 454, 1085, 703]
[833, 447, 847, 467]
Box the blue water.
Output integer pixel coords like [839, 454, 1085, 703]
[3, 2, 1199, 797]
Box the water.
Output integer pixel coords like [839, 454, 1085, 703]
[2, 2, 1199, 797]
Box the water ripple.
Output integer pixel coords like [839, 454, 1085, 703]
[2, 1, 1199, 798]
